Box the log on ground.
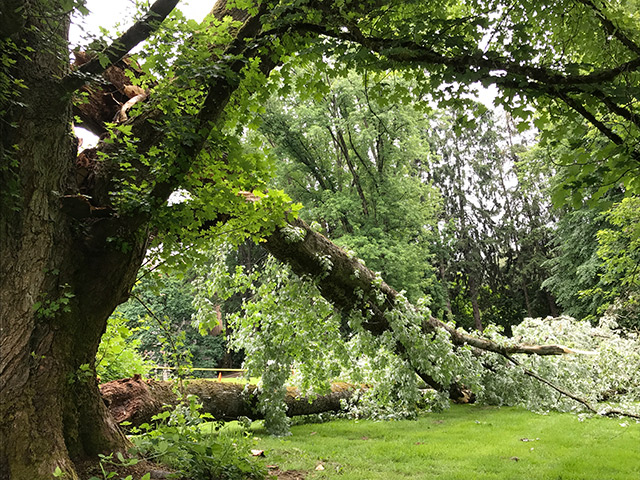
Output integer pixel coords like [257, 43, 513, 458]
[100, 375, 356, 427]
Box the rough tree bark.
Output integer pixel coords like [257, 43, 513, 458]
[0, 9, 143, 479]
[100, 376, 356, 427]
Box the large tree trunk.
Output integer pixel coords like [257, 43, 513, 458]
[0, 8, 150, 479]
[100, 377, 356, 427]
[0, 1, 261, 478]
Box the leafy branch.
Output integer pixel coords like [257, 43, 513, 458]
[575, 0, 640, 56]
[274, 21, 640, 87]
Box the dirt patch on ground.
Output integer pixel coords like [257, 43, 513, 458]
[268, 466, 307, 479]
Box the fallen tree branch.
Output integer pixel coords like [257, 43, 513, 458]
[431, 318, 597, 356]
[264, 218, 596, 358]
[601, 408, 640, 420]
[100, 375, 357, 427]
[505, 354, 598, 414]
[504, 354, 640, 420]
[260, 218, 640, 417]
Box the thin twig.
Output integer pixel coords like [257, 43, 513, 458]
[131, 292, 187, 393]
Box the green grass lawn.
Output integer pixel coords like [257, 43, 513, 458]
[250, 405, 640, 479]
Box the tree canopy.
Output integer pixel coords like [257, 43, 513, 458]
[1, 0, 639, 478]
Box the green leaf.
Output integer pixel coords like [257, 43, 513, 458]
[60, 0, 74, 12]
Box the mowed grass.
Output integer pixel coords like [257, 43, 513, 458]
[251, 405, 640, 479]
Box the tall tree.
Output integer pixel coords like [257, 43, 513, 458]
[428, 108, 559, 332]
[0, 2, 280, 477]
[595, 196, 640, 328]
[1, 0, 639, 478]
[259, 71, 444, 303]
[429, 107, 506, 331]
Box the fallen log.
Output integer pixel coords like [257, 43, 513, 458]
[100, 375, 356, 427]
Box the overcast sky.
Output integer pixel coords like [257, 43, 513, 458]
[70, 0, 212, 46]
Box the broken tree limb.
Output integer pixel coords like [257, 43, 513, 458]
[263, 218, 640, 415]
[504, 355, 640, 420]
[100, 376, 356, 427]
[114, 90, 149, 123]
[430, 318, 597, 356]
[263, 217, 593, 358]
[505, 354, 600, 415]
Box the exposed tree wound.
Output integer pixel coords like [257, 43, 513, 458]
[114, 90, 148, 123]
[72, 54, 149, 136]
[60, 194, 115, 219]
